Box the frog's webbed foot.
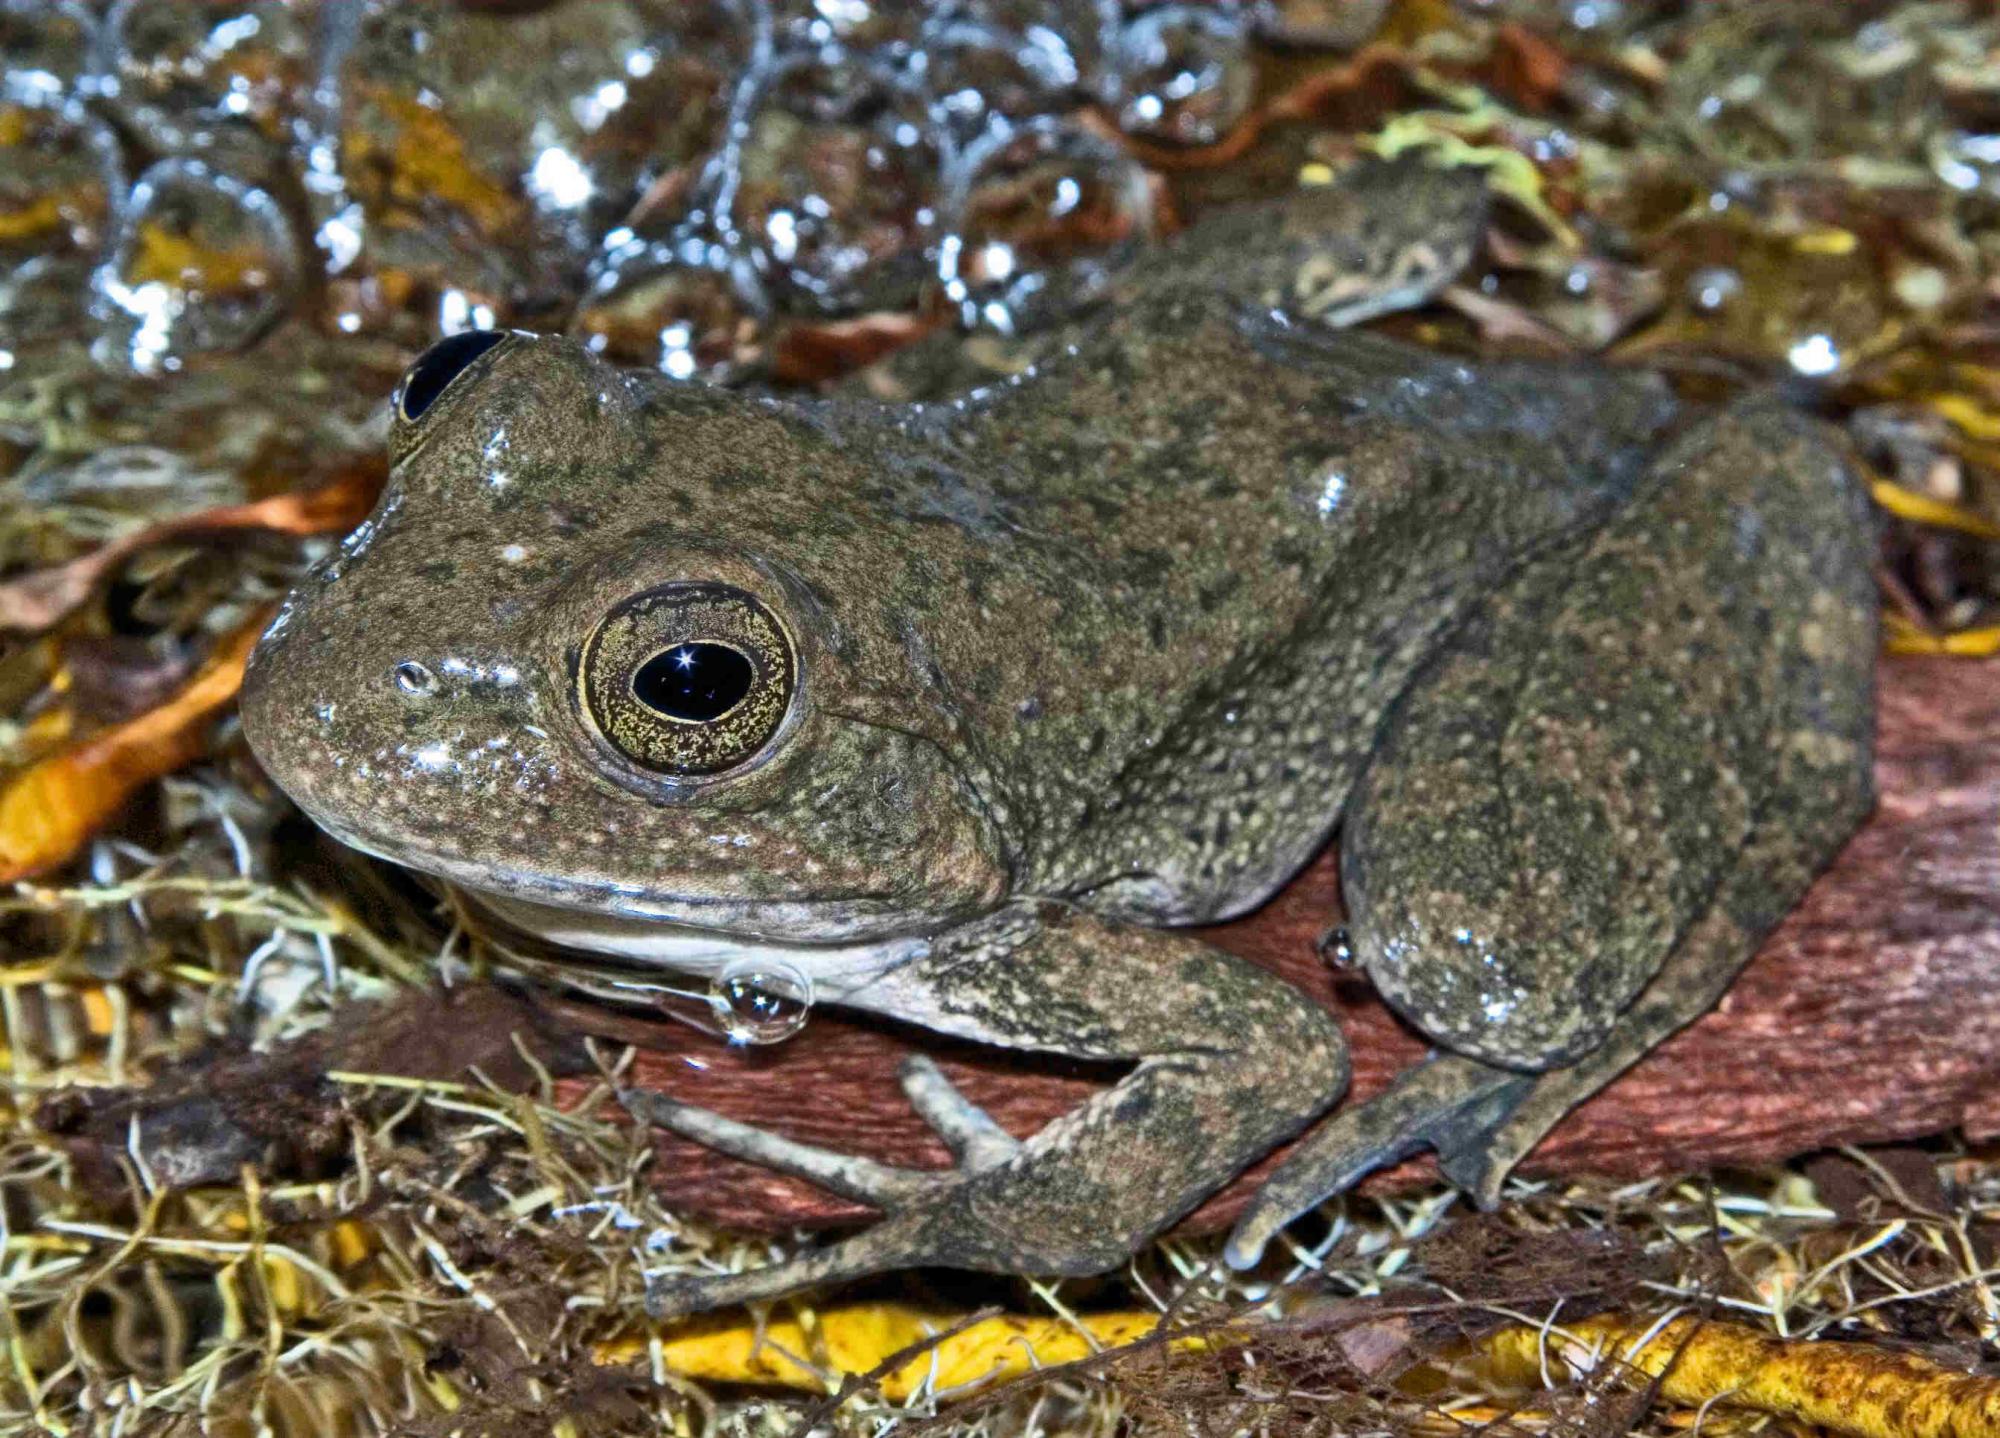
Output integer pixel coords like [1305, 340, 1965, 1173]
[624, 906, 1347, 1319]
[624, 1057, 1024, 1318]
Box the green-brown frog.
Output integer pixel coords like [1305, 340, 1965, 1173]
[240, 161, 1878, 1317]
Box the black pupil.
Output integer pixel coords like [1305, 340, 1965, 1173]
[632, 644, 753, 722]
[400, 329, 506, 420]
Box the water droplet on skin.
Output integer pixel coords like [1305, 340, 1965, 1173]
[709, 957, 813, 1044]
[393, 660, 437, 697]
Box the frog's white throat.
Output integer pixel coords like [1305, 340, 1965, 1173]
[462, 889, 932, 1003]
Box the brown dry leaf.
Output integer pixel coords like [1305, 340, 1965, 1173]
[0, 608, 270, 883]
[1487, 22, 1570, 113]
[772, 310, 945, 386]
[0, 463, 384, 636]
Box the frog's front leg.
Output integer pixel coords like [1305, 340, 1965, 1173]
[1227, 399, 1878, 1268]
[625, 905, 1347, 1318]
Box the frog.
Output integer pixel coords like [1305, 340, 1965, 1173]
[239, 158, 1878, 1318]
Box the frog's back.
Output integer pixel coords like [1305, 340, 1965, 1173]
[902, 244, 1684, 918]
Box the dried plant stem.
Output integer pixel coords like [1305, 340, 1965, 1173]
[1470, 1313, 2000, 1438]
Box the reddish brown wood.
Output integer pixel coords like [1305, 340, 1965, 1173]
[558, 655, 2000, 1233]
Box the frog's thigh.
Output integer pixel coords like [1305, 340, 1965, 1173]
[1345, 399, 1875, 1073]
[1435, 843, 1833, 1203]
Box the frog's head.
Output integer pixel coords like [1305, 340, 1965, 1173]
[241, 331, 1010, 970]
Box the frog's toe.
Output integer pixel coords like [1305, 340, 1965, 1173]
[898, 1055, 1020, 1170]
[619, 1088, 932, 1206]
[1222, 1109, 1422, 1271]
[643, 1224, 924, 1320]
[1225, 1059, 1530, 1271]
[1432, 1123, 1521, 1208]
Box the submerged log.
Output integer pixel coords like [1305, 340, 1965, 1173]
[574, 655, 2000, 1232]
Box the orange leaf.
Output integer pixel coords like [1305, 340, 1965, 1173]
[0, 463, 383, 636]
[0, 610, 270, 882]
[1490, 22, 1570, 111]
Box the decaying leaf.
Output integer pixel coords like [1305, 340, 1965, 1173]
[0, 608, 270, 882]
[0, 464, 382, 636]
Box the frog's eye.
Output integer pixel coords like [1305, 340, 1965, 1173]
[397, 329, 508, 422]
[578, 584, 796, 777]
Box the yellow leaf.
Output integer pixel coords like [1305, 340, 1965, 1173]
[1467, 1314, 2000, 1438]
[600, 1303, 1162, 1400]
[1871, 478, 2000, 541]
[0, 611, 270, 882]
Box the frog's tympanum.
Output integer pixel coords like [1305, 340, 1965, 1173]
[241, 162, 1877, 1316]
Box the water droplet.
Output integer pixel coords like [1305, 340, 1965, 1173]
[103, 0, 316, 157]
[709, 957, 813, 1045]
[731, 52, 948, 315]
[1, 0, 100, 108]
[1318, 925, 1356, 969]
[393, 660, 437, 697]
[945, 0, 1119, 102]
[575, 227, 764, 382]
[770, 0, 926, 53]
[335, 0, 743, 314]
[940, 116, 1150, 333]
[1786, 332, 1841, 377]
[0, 100, 122, 347]
[90, 156, 299, 376]
[1686, 264, 1741, 313]
[1112, 4, 1254, 149]
[921, 18, 1079, 142]
[1932, 130, 2000, 197]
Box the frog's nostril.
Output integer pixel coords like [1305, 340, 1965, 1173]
[398, 329, 507, 421]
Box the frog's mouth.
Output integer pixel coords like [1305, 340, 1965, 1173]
[313, 813, 956, 996]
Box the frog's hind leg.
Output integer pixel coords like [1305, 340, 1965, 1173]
[624, 905, 1347, 1318]
[1226, 398, 1878, 1269]
[1425, 856, 1824, 1205]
